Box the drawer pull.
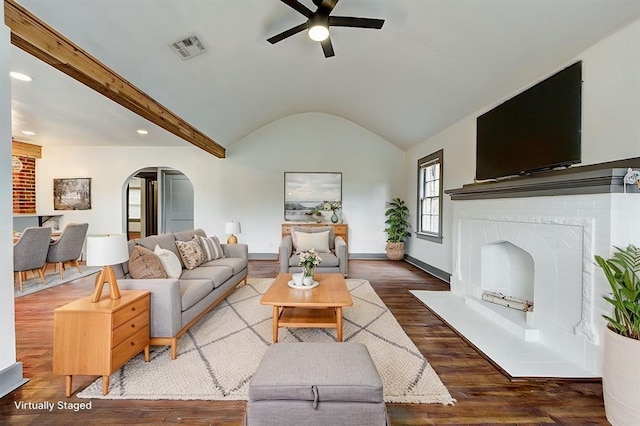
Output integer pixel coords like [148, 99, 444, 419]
[131, 324, 136, 328]
[130, 341, 135, 346]
[131, 307, 136, 312]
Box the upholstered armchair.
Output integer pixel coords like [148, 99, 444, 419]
[14, 227, 52, 292]
[44, 223, 89, 279]
[279, 226, 348, 276]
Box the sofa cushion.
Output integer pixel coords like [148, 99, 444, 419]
[196, 235, 225, 261]
[201, 257, 247, 275]
[179, 266, 233, 288]
[128, 246, 168, 279]
[294, 230, 330, 253]
[175, 237, 204, 270]
[154, 244, 183, 279]
[292, 226, 336, 250]
[174, 228, 207, 242]
[180, 280, 215, 312]
[289, 251, 339, 268]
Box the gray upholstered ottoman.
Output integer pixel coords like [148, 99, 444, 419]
[246, 342, 388, 426]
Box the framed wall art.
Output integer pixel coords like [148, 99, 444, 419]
[284, 172, 341, 221]
[53, 178, 92, 210]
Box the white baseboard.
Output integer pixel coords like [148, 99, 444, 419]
[0, 362, 29, 398]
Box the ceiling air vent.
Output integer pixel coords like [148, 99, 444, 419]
[170, 34, 206, 60]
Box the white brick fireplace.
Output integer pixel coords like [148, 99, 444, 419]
[450, 190, 640, 376]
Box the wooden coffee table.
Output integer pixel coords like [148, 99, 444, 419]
[260, 273, 353, 343]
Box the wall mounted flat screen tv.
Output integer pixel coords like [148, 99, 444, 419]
[476, 61, 582, 181]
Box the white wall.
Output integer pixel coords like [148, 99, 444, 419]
[36, 112, 405, 255]
[1, 20, 17, 372]
[405, 18, 640, 276]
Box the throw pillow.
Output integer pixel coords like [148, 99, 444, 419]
[175, 237, 204, 270]
[154, 244, 183, 279]
[294, 230, 330, 253]
[196, 235, 225, 262]
[128, 245, 168, 279]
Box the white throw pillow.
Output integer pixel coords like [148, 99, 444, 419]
[154, 244, 183, 279]
[294, 230, 330, 253]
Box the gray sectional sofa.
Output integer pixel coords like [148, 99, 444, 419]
[114, 229, 248, 359]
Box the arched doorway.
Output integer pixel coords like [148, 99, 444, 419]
[125, 167, 194, 239]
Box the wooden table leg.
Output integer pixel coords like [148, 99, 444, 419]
[336, 307, 343, 342]
[272, 306, 279, 343]
[144, 344, 150, 362]
[102, 375, 109, 395]
[65, 375, 72, 397]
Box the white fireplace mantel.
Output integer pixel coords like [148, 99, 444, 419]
[442, 160, 640, 376]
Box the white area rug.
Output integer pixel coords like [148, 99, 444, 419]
[78, 278, 454, 404]
[14, 266, 101, 298]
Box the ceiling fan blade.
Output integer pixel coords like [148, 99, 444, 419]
[329, 16, 385, 29]
[321, 37, 335, 58]
[267, 22, 308, 44]
[280, 0, 313, 18]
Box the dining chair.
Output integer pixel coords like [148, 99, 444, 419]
[43, 223, 89, 279]
[13, 227, 52, 292]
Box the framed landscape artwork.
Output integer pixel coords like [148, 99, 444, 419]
[53, 178, 92, 210]
[284, 172, 341, 221]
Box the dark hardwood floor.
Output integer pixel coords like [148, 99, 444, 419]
[1, 260, 608, 425]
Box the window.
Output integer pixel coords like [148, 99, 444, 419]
[417, 150, 443, 243]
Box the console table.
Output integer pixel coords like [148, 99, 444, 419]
[282, 222, 348, 244]
[53, 290, 150, 397]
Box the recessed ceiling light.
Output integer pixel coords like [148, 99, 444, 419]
[10, 72, 33, 82]
[21, 130, 36, 136]
[137, 129, 149, 135]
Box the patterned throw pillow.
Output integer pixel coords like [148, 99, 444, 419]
[154, 244, 183, 279]
[196, 235, 225, 262]
[128, 245, 168, 279]
[175, 237, 204, 270]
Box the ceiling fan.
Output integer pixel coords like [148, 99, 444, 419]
[267, 0, 385, 58]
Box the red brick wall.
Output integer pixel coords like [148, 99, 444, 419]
[12, 156, 36, 214]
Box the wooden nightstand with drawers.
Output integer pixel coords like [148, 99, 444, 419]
[53, 290, 151, 397]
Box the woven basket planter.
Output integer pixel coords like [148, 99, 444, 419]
[386, 242, 405, 261]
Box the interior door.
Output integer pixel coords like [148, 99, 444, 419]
[161, 170, 194, 233]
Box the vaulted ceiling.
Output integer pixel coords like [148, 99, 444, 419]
[9, 0, 640, 154]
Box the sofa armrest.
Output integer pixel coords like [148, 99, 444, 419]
[222, 243, 248, 259]
[117, 278, 182, 338]
[279, 235, 293, 273]
[335, 236, 348, 276]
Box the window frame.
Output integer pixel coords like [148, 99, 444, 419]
[416, 149, 443, 243]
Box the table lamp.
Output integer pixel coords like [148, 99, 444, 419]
[86, 234, 129, 303]
[225, 221, 241, 244]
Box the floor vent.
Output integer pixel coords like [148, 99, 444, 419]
[170, 34, 206, 60]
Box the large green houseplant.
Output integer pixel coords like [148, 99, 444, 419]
[384, 197, 411, 260]
[595, 244, 640, 426]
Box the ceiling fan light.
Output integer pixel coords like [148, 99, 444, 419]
[308, 24, 329, 42]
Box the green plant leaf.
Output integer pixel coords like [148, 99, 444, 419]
[597, 245, 640, 339]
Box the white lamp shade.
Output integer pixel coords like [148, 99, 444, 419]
[225, 222, 241, 235]
[86, 234, 129, 266]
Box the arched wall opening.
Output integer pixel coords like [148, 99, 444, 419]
[122, 167, 194, 239]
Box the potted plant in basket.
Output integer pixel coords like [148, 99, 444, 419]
[595, 244, 640, 426]
[384, 197, 411, 260]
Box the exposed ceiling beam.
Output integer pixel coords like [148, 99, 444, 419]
[4, 0, 226, 158]
[12, 139, 41, 158]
